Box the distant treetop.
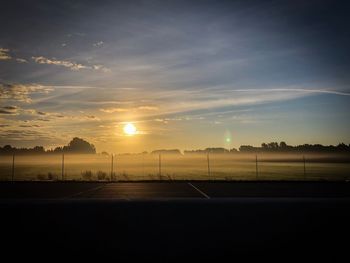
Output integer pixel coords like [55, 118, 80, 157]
[151, 149, 182, 155]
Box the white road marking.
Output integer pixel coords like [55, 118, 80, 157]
[188, 183, 210, 199]
[65, 184, 106, 199]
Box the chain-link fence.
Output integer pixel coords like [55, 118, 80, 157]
[1, 153, 349, 181]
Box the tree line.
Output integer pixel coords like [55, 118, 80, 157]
[1, 139, 349, 155]
[0, 137, 96, 155]
[238, 142, 350, 153]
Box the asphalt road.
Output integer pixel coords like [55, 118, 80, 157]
[1, 181, 350, 199]
[1, 181, 350, 261]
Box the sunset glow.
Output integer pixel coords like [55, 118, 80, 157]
[123, 123, 137, 136]
[0, 0, 349, 153]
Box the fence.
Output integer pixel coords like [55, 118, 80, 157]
[0, 153, 349, 181]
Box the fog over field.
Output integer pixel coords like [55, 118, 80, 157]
[1, 152, 349, 181]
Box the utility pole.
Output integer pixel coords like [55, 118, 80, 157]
[12, 153, 15, 182]
[303, 155, 306, 180]
[255, 154, 258, 180]
[207, 152, 211, 180]
[159, 154, 161, 180]
[61, 153, 65, 181]
[111, 154, 114, 182]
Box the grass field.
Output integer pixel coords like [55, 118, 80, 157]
[0, 153, 349, 181]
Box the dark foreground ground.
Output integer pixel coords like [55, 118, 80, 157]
[1, 181, 350, 261]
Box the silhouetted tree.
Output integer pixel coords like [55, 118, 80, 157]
[261, 143, 268, 149]
[205, 148, 229, 154]
[279, 141, 287, 148]
[239, 145, 260, 152]
[63, 137, 96, 154]
[33, 146, 45, 153]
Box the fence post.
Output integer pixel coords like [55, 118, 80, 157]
[115, 155, 117, 182]
[207, 152, 211, 180]
[255, 154, 258, 180]
[142, 153, 145, 178]
[111, 154, 114, 182]
[12, 153, 15, 182]
[303, 155, 306, 180]
[159, 154, 161, 180]
[61, 153, 65, 181]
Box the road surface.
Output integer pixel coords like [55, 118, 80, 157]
[1, 181, 349, 260]
[1, 181, 350, 199]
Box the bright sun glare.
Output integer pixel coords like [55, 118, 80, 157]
[123, 123, 137, 136]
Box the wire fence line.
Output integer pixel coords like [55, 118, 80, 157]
[0, 153, 349, 182]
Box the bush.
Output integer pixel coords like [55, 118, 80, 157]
[81, 170, 93, 181]
[110, 172, 115, 181]
[37, 174, 46, 180]
[47, 172, 57, 180]
[122, 171, 130, 180]
[97, 171, 107, 181]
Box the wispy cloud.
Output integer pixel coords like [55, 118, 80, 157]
[32, 56, 89, 71]
[92, 64, 111, 72]
[0, 129, 55, 141]
[137, 106, 159, 111]
[0, 109, 16, 115]
[85, 115, 100, 121]
[227, 88, 350, 97]
[0, 106, 19, 115]
[0, 48, 11, 60]
[0, 48, 27, 63]
[36, 111, 46, 115]
[15, 58, 28, 63]
[100, 107, 128, 113]
[35, 85, 349, 122]
[100, 105, 158, 113]
[0, 83, 53, 103]
[1, 83, 349, 149]
[142, 87, 350, 118]
[32, 56, 111, 72]
[93, 41, 104, 47]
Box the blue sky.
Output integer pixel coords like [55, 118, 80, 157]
[1, 0, 349, 152]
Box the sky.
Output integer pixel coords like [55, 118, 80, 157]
[1, 0, 350, 153]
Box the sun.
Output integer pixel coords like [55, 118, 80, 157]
[123, 123, 137, 136]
